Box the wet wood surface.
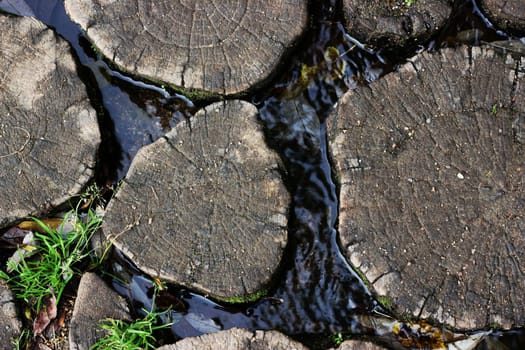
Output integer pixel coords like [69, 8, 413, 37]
[103, 100, 289, 300]
[157, 328, 308, 350]
[342, 0, 451, 48]
[2, 2, 525, 348]
[328, 45, 525, 329]
[0, 16, 100, 229]
[64, 0, 308, 94]
[0, 280, 21, 345]
[480, 0, 525, 34]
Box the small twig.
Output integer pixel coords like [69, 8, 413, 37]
[338, 44, 357, 59]
[0, 126, 31, 159]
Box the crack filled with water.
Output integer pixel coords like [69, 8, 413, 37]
[0, 0, 524, 349]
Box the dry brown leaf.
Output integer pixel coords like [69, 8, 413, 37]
[33, 293, 57, 335]
[18, 218, 64, 233]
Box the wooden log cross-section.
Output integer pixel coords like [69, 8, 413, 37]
[328, 45, 524, 329]
[64, 0, 308, 95]
[156, 328, 309, 350]
[479, 0, 525, 35]
[103, 100, 290, 300]
[0, 16, 100, 228]
[342, 0, 452, 49]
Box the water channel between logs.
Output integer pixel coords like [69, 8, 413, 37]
[0, 0, 524, 349]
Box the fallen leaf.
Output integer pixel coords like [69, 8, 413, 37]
[6, 232, 37, 272]
[33, 294, 57, 335]
[18, 218, 64, 233]
[1, 226, 31, 246]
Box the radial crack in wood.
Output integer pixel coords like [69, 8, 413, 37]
[328, 45, 525, 329]
[64, 0, 308, 95]
[103, 100, 289, 300]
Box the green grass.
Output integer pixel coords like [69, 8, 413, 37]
[11, 329, 31, 350]
[0, 209, 102, 312]
[331, 332, 344, 346]
[0, 184, 106, 349]
[91, 308, 172, 350]
[405, 0, 415, 6]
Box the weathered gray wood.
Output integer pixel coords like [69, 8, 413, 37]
[480, 0, 525, 34]
[103, 100, 289, 300]
[157, 328, 308, 350]
[0, 280, 21, 346]
[342, 0, 451, 49]
[334, 340, 387, 350]
[64, 0, 308, 95]
[69, 273, 130, 350]
[0, 16, 100, 229]
[328, 46, 524, 329]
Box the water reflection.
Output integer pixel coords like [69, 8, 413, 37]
[1, 0, 524, 349]
[106, 5, 389, 341]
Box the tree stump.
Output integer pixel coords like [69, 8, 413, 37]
[328, 46, 525, 329]
[103, 100, 289, 300]
[64, 0, 308, 95]
[479, 0, 525, 35]
[157, 328, 308, 350]
[0, 280, 21, 346]
[0, 16, 100, 229]
[335, 340, 387, 350]
[69, 273, 130, 350]
[342, 0, 451, 49]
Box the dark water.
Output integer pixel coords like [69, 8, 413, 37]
[1, 0, 524, 349]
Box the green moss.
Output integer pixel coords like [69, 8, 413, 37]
[489, 322, 503, 330]
[491, 103, 498, 115]
[90, 42, 102, 56]
[221, 289, 268, 304]
[377, 295, 394, 309]
[169, 85, 222, 103]
[81, 46, 222, 103]
[353, 266, 372, 289]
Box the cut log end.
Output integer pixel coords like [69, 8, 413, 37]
[64, 0, 308, 94]
[328, 46, 525, 329]
[104, 100, 290, 299]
